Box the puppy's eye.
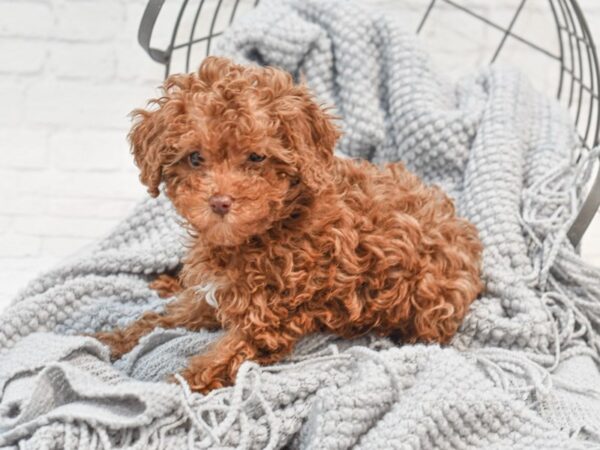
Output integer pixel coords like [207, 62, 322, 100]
[248, 153, 266, 163]
[187, 151, 204, 168]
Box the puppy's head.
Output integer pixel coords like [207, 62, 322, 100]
[129, 56, 339, 246]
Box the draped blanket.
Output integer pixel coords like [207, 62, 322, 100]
[2, 0, 600, 448]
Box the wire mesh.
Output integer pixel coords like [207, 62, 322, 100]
[137, 0, 600, 245]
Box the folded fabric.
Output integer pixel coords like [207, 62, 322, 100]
[1, 0, 600, 448]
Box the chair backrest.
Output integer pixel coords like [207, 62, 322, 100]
[136, 0, 600, 246]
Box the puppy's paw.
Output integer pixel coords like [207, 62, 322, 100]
[93, 330, 136, 361]
[149, 274, 183, 299]
[175, 366, 229, 394]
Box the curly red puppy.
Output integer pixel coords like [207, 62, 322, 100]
[95, 57, 483, 393]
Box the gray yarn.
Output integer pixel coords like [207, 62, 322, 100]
[2, 0, 600, 448]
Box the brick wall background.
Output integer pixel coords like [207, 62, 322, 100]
[1, 0, 600, 310]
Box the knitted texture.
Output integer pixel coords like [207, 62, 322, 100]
[2, 0, 600, 448]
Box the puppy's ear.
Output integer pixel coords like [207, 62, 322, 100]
[300, 96, 340, 162]
[129, 73, 195, 197]
[273, 79, 340, 192]
[128, 108, 167, 197]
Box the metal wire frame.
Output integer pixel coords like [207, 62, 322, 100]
[137, 0, 600, 247]
[138, 0, 260, 77]
[417, 0, 600, 246]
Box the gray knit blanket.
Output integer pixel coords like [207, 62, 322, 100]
[2, 0, 600, 448]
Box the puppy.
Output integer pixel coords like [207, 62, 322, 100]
[95, 57, 483, 393]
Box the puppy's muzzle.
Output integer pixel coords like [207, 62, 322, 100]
[209, 195, 233, 216]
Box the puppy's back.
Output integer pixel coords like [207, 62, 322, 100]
[325, 157, 483, 343]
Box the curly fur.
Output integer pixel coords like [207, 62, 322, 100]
[95, 57, 483, 393]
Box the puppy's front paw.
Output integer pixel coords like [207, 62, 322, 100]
[149, 274, 183, 299]
[176, 364, 230, 394]
[93, 330, 136, 361]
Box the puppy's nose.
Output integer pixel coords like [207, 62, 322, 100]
[209, 195, 233, 216]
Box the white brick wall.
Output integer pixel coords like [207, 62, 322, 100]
[0, 0, 158, 306]
[1, 0, 600, 310]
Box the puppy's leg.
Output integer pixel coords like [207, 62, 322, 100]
[150, 273, 183, 299]
[180, 321, 303, 393]
[94, 288, 220, 360]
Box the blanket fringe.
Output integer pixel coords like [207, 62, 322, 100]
[466, 146, 600, 437]
[521, 146, 600, 361]
[14, 350, 352, 450]
[471, 347, 600, 402]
